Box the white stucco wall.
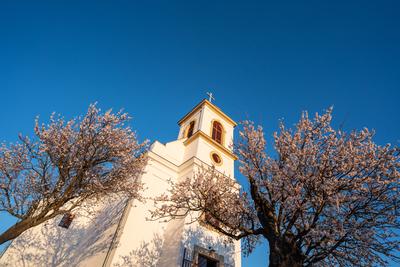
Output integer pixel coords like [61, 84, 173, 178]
[109, 154, 179, 267]
[196, 138, 235, 177]
[0, 196, 127, 267]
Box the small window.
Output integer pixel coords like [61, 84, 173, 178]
[58, 213, 75, 229]
[211, 121, 223, 145]
[198, 254, 219, 267]
[186, 121, 195, 138]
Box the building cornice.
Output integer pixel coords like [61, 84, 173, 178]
[183, 130, 238, 160]
[177, 99, 237, 127]
[148, 150, 237, 179]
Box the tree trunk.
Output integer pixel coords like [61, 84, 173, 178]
[268, 238, 304, 267]
[0, 217, 43, 245]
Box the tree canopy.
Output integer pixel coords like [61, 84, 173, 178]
[152, 108, 400, 266]
[0, 104, 147, 245]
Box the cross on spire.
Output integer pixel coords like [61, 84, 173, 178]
[206, 92, 215, 103]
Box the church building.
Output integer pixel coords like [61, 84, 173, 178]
[0, 98, 242, 267]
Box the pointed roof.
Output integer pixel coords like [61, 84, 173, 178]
[177, 99, 237, 127]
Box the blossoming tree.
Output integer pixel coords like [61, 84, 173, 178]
[152, 108, 400, 266]
[0, 104, 147, 245]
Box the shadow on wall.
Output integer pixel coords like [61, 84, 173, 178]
[113, 233, 164, 267]
[0, 197, 127, 267]
[181, 225, 236, 267]
[111, 223, 236, 267]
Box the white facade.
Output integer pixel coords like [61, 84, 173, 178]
[0, 99, 241, 267]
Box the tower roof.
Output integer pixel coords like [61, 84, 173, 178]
[177, 99, 237, 127]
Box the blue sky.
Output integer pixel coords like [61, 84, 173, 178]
[0, 0, 399, 265]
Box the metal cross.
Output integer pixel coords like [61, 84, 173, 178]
[206, 92, 215, 103]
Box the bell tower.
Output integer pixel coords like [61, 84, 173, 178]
[177, 98, 237, 177]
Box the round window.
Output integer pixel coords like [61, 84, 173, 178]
[211, 152, 222, 165]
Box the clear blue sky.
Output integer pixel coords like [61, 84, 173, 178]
[1, 1, 399, 266]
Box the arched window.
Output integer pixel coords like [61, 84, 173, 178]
[211, 121, 223, 144]
[186, 121, 195, 138]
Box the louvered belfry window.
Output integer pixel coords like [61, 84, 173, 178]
[211, 121, 223, 144]
[187, 121, 195, 138]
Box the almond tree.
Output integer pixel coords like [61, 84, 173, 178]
[0, 104, 147, 245]
[151, 108, 400, 267]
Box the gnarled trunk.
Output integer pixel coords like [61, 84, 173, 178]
[0, 219, 33, 245]
[0, 214, 52, 246]
[268, 238, 304, 267]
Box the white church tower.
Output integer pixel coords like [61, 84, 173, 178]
[0, 98, 241, 267]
